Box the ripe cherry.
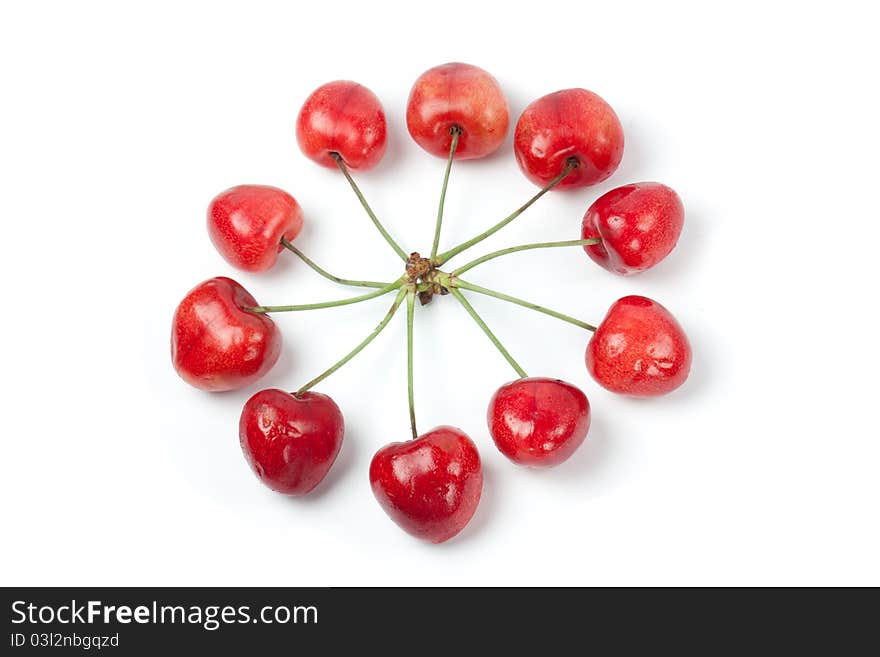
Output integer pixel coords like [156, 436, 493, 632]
[581, 182, 684, 275]
[406, 62, 509, 160]
[586, 296, 691, 397]
[514, 88, 624, 190]
[239, 389, 344, 495]
[369, 426, 482, 543]
[487, 377, 590, 467]
[207, 185, 303, 272]
[171, 277, 281, 392]
[296, 80, 387, 171]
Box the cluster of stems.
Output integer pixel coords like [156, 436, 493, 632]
[247, 135, 600, 439]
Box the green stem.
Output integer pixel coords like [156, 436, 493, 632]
[454, 279, 596, 331]
[435, 158, 578, 265]
[452, 238, 602, 276]
[430, 126, 461, 261]
[448, 287, 528, 378]
[331, 153, 408, 261]
[406, 290, 417, 439]
[248, 278, 403, 313]
[295, 288, 408, 396]
[281, 238, 390, 289]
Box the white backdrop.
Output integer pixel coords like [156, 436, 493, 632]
[2, 1, 877, 586]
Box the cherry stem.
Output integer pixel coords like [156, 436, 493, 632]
[430, 126, 462, 261]
[452, 238, 603, 276]
[247, 278, 403, 314]
[454, 279, 596, 331]
[406, 290, 418, 440]
[448, 287, 528, 378]
[281, 238, 390, 289]
[331, 152, 408, 261]
[295, 288, 408, 396]
[434, 158, 578, 265]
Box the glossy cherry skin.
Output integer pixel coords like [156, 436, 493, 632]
[586, 296, 691, 397]
[369, 426, 482, 543]
[514, 88, 624, 190]
[239, 389, 344, 495]
[582, 182, 684, 275]
[296, 80, 387, 171]
[207, 185, 303, 272]
[487, 378, 590, 467]
[406, 62, 509, 160]
[171, 277, 281, 392]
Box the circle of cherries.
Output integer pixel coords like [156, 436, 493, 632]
[172, 63, 692, 544]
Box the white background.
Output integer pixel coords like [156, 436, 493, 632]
[1, 1, 878, 586]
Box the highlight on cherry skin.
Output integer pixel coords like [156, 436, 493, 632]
[487, 377, 591, 467]
[239, 389, 344, 496]
[296, 80, 387, 171]
[171, 277, 281, 392]
[406, 62, 510, 160]
[581, 182, 684, 275]
[369, 427, 483, 544]
[208, 185, 304, 272]
[514, 88, 624, 190]
[586, 295, 692, 397]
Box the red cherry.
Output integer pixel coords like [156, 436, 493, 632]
[586, 296, 691, 397]
[369, 426, 482, 543]
[295, 80, 387, 171]
[487, 377, 591, 467]
[207, 185, 304, 272]
[171, 277, 281, 392]
[581, 182, 684, 275]
[406, 62, 510, 160]
[514, 88, 624, 190]
[239, 389, 344, 496]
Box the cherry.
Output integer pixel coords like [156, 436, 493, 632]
[239, 388, 344, 495]
[514, 88, 624, 190]
[369, 426, 482, 543]
[406, 62, 509, 160]
[171, 277, 281, 392]
[296, 80, 387, 171]
[487, 377, 590, 467]
[581, 182, 684, 275]
[207, 185, 304, 272]
[586, 295, 691, 397]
